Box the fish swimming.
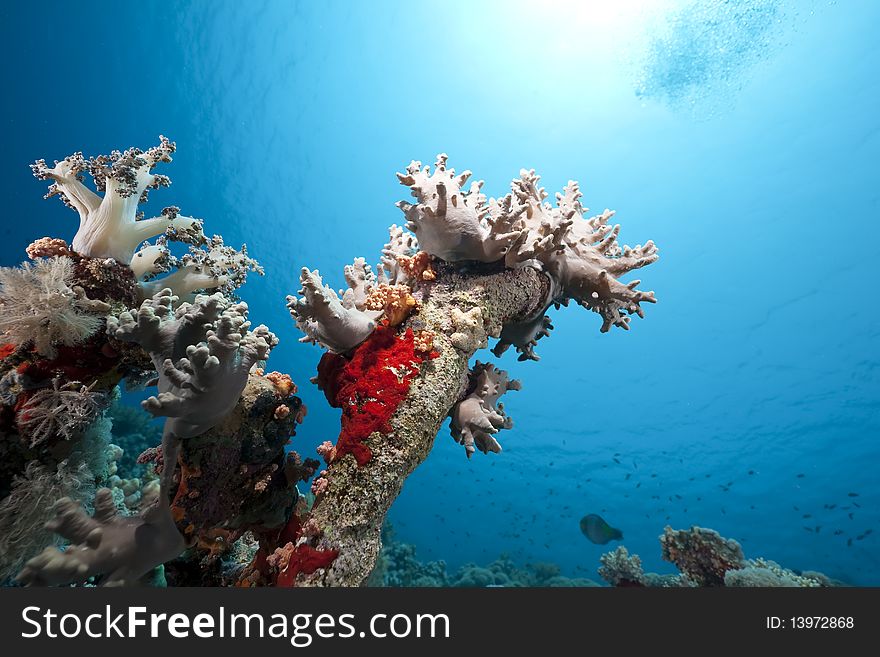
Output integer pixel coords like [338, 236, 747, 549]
[579, 514, 623, 545]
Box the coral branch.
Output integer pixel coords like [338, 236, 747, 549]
[299, 266, 549, 586]
[286, 154, 658, 586]
[17, 475, 185, 587]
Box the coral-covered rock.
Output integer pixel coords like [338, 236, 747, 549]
[315, 326, 436, 466]
[659, 525, 745, 586]
[171, 375, 309, 541]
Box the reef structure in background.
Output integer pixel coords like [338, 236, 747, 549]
[284, 154, 659, 586]
[598, 525, 845, 587]
[368, 523, 599, 587]
[2, 138, 310, 586]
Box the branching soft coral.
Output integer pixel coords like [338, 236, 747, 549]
[32, 138, 261, 301]
[396, 155, 522, 262]
[287, 267, 381, 353]
[399, 157, 659, 357]
[0, 459, 96, 584]
[134, 229, 263, 301]
[449, 361, 521, 457]
[31, 137, 200, 264]
[0, 257, 111, 358]
[107, 288, 278, 437]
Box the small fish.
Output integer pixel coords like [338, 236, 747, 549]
[803, 514, 812, 519]
[848, 492, 859, 497]
[579, 514, 623, 545]
[804, 527, 813, 532]
[847, 538, 853, 547]
[796, 473, 805, 478]
[833, 530, 843, 536]
[748, 470, 755, 475]
[613, 457, 621, 464]
[853, 502, 861, 508]
[625, 473, 631, 480]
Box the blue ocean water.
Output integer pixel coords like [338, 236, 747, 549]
[1, 0, 877, 584]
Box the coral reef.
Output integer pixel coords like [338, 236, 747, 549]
[724, 559, 823, 587]
[15, 289, 284, 586]
[5, 138, 311, 588]
[371, 524, 598, 587]
[599, 526, 838, 588]
[5, 145, 659, 589]
[288, 155, 657, 586]
[659, 525, 745, 586]
[598, 546, 646, 587]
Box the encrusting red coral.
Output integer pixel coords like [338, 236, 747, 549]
[315, 325, 436, 466]
[272, 543, 340, 587]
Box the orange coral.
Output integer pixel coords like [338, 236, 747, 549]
[26, 237, 70, 259]
[396, 251, 436, 281]
[413, 329, 437, 354]
[364, 284, 419, 326]
[265, 371, 297, 396]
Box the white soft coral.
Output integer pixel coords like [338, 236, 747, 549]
[31, 136, 203, 264]
[32, 138, 262, 301]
